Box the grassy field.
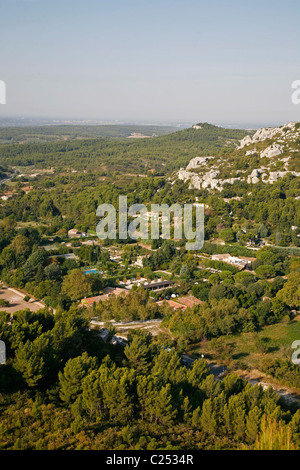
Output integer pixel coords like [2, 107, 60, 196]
[187, 316, 300, 372]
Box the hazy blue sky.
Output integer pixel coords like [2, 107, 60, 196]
[1, 0, 300, 126]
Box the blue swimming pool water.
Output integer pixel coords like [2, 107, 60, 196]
[84, 269, 103, 275]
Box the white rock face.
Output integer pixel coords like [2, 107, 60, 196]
[250, 126, 281, 142]
[178, 166, 221, 190]
[245, 149, 257, 156]
[238, 122, 298, 149]
[268, 171, 287, 182]
[260, 144, 283, 159]
[178, 168, 195, 182]
[239, 135, 253, 148]
[186, 156, 213, 170]
[247, 168, 263, 184]
[246, 169, 300, 184]
[267, 170, 300, 183]
[178, 122, 300, 191]
[201, 170, 220, 189]
[192, 125, 202, 130]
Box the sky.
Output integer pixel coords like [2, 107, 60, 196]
[0, 0, 300, 127]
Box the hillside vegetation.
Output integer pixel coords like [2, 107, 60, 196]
[0, 123, 250, 174]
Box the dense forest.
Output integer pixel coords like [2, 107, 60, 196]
[0, 123, 299, 450]
[0, 123, 249, 174]
[0, 171, 298, 247]
[1, 310, 300, 450]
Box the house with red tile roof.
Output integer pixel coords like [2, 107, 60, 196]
[80, 286, 129, 307]
[176, 296, 204, 308]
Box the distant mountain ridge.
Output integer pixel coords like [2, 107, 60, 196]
[0, 124, 177, 145]
[0, 122, 251, 174]
[0, 121, 298, 180]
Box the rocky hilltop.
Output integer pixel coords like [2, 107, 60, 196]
[177, 122, 300, 191]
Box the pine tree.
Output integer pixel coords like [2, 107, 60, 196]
[181, 396, 192, 423]
[136, 374, 158, 423]
[13, 334, 50, 387]
[187, 358, 210, 388]
[200, 398, 217, 436]
[229, 394, 246, 441]
[255, 415, 295, 450]
[102, 368, 136, 423]
[82, 369, 104, 420]
[246, 406, 262, 443]
[191, 406, 202, 429]
[124, 335, 150, 374]
[58, 352, 98, 403]
[153, 384, 177, 427]
[290, 409, 300, 447]
[152, 349, 186, 386]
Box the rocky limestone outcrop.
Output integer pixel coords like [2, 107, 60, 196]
[201, 170, 221, 189]
[178, 167, 221, 190]
[245, 149, 257, 156]
[268, 170, 300, 183]
[186, 156, 214, 170]
[178, 168, 196, 182]
[260, 144, 283, 159]
[247, 168, 300, 184]
[178, 122, 300, 191]
[247, 168, 263, 184]
[238, 121, 298, 149]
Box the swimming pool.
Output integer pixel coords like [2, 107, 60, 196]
[84, 269, 103, 275]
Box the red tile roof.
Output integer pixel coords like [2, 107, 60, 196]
[176, 296, 204, 308]
[156, 299, 187, 311]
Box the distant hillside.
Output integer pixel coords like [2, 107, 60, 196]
[0, 124, 177, 145]
[158, 122, 249, 145]
[0, 122, 250, 174]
